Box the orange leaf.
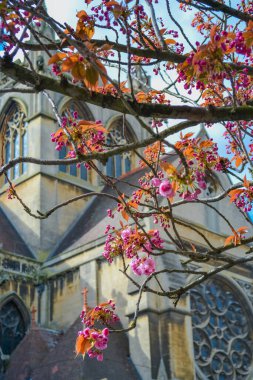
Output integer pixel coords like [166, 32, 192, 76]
[237, 226, 248, 234]
[77, 120, 108, 134]
[48, 52, 67, 65]
[210, 25, 218, 43]
[75, 335, 92, 356]
[83, 65, 99, 88]
[71, 62, 86, 81]
[200, 140, 213, 148]
[105, 0, 120, 5]
[224, 235, 234, 246]
[128, 201, 139, 210]
[76, 10, 88, 18]
[184, 146, 194, 158]
[61, 57, 78, 72]
[164, 38, 176, 45]
[181, 132, 194, 139]
[228, 188, 244, 203]
[243, 175, 250, 188]
[160, 161, 177, 176]
[171, 181, 178, 193]
[121, 209, 129, 222]
[235, 156, 243, 168]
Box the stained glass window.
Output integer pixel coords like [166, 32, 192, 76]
[1, 101, 28, 181]
[190, 278, 253, 379]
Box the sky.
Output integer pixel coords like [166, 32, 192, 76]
[46, 0, 82, 26]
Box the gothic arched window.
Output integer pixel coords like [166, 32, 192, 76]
[0, 101, 28, 180]
[0, 297, 29, 375]
[190, 277, 253, 379]
[59, 100, 93, 182]
[0, 301, 26, 355]
[106, 117, 135, 178]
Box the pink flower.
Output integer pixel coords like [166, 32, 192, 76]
[97, 353, 104, 361]
[130, 256, 156, 276]
[121, 228, 131, 242]
[94, 332, 109, 350]
[152, 177, 161, 187]
[130, 257, 143, 275]
[142, 257, 156, 275]
[102, 328, 109, 337]
[159, 180, 175, 198]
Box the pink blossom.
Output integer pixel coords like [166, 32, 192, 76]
[94, 335, 108, 350]
[102, 328, 109, 337]
[130, 258, 143, 275]
[130, 256, 156, 276]
[159, 180, 175, 198]
[152, 177, 161, 187]
[121, 228, 131, 242]
[97, 353, 104, 361]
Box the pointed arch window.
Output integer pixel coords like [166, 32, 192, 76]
[1, 101, 28, 180]
[106, 117, 134, 178]
[59, 100, 93, 181]
[0, 296, 29, 374]
[0, 301, 26, 355]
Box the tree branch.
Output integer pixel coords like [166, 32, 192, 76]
[1, 58, 253, 123]
[18, 39, 253, 76]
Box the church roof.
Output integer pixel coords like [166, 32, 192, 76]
[32, 317, 139, 380]
[5, 326, 61, 380]
[5, 316, 139, 380]
[51, 167, 145, 258]
[0, 207, 34, 258]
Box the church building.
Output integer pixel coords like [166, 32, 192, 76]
[0, 16, 253, 380]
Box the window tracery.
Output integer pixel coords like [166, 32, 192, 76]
[190, 278, 253, 379]
[0, 101, 28, 180]
[106, 117, 134, 178]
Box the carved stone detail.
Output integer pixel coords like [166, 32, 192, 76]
[235, 279, 253, 306]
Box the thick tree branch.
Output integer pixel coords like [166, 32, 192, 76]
[1, 58, 253, 123]
[193, 0, 253, 22]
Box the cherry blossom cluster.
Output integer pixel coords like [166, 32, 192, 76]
[80, 300, 118, 327]
[77, 300, 119, 361]
[130, 256, 156, 276]
[103, 225, 163, 275]
[50, 112, 106, 158]
[176, 22, 253, 97]
[232, 189, 253, 212]
[78, 328, 109, 361]
[141, 136, 225, 201]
